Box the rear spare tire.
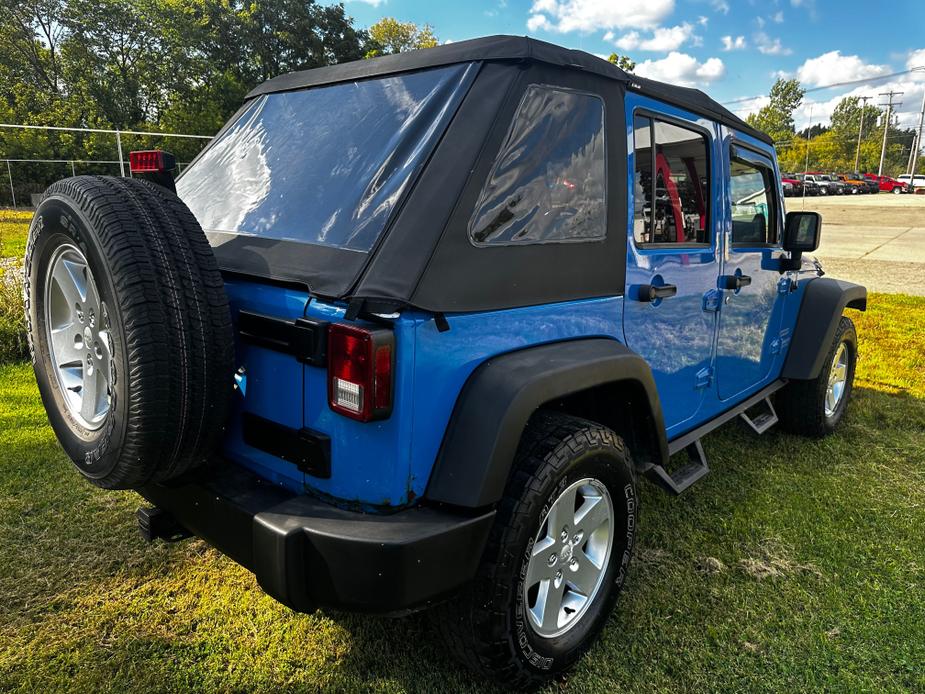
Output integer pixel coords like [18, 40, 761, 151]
[24, 176, 234, 488]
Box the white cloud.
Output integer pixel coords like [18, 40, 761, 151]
[754, 32, 792, 55]
[721, 35, 746, 51]
[755, 16, 765, 29]
[615, 23, 697, 52]
[350, 0, 385, 5]
[907, 48, 925, 72]
[635, 52, 725, 87]
[526, 0, 674, 33]
[697, 15, 709, 26]
[772, 10, 784, 22]
[527, 13, 552, 31]
[603, 30, 615, 41]
[796, 51, 890, 86]
[711, 0, 730, 14]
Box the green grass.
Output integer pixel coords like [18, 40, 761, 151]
[1, 275, 923, 688]
[0, 209, 31, 362]
[0, 208, 32, 261]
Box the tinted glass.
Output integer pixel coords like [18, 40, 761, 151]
[730, 157, 776, 245]
[633, 117, 709, 246]
[468, 85, 606, 245]
[177, 64, 475, 252]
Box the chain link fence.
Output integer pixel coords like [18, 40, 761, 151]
[0, 124, 213, 208]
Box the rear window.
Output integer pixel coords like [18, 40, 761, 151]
[177, 63, 475, 252]
[468, 85, 606, 246]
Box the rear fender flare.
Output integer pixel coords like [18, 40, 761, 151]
[424, 338, 668, 509]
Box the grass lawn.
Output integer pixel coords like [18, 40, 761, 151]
[0, 209, 32, 260]
[0, 207, 923, 691]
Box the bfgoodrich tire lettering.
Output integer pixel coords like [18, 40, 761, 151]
[435, 411, 637, 690]
[25, 176, 233, 488]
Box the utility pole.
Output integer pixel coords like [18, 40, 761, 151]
[855, 95, 871, 172]
[909, 88, 925, 180]
[878, 90, 902, 177]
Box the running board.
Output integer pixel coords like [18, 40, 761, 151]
[642, 441, 709, 495]
[644, 380, 787, 496]
[739, 396, 779, 435]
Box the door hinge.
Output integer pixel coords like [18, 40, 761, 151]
[695, 366, 713, 389]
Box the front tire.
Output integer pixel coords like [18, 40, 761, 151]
[436, 412, 637, 690]
[777, 316, 857, 437]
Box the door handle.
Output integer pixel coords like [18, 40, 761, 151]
[718, 274, 752, 291]
[636, 283, 678, 302]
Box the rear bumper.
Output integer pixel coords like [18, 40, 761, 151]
[138, 463, 494, 615]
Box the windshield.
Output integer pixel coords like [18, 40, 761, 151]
[177, 63, 476, 252]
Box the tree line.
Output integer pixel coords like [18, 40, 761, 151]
[745, 78, 922, 176]
[0, 1, 435, 202]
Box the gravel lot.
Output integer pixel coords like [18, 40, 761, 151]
[786, 193, 925, 296]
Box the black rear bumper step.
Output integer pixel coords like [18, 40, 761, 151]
[138, 463, 495, 615]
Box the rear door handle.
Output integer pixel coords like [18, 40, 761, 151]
[636, 283, 678, 302]
[718, 274, 752, 291]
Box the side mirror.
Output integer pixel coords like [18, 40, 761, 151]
[783, 211, 821, 252]
[779, 211, 821, 271]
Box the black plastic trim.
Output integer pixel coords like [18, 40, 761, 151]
[242, 413, 331, 479]
[783, 277, 867, 380]
[238, 310, 329, 366]
[425, 338, 668, 508]
[137, 463, 495, 614]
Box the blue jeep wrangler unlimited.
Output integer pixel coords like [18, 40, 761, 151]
[25, 36, 866, 688]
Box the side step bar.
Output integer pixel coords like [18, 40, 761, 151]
[644, 380, 787, 496]
[739, 396, 779, 434]
[642, 441, 709, 495]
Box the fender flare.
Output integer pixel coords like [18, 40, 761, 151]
[424, 338, 668, 509]
[782, 277, 867, 381]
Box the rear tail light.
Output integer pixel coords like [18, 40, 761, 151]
[129, 150, 176, 174]
[328, 323, 394, 422]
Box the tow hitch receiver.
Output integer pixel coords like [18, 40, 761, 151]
[137, 506, 192, 543]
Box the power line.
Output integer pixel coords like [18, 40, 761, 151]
[722, 66, 925, 107]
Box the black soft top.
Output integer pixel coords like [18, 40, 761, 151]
[247, 34, 771, 146]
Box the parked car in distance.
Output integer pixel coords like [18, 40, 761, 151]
[897, 174, 925, 190]
[835, 174, 867, 194]
[781, 173, 803, 196]
[800, 172, 839, 195]
[846, 172, 880, 194]
[794, 173, 820, 195]
[863, 173, 911, 193]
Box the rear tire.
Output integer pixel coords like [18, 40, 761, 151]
[776, 316, 857, 438]
[435, 412, 637, 690]
[25, 176, 234, 488]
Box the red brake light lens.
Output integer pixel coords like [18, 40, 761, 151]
[328, 323, 394, 422]
[129, 150, 176, 174]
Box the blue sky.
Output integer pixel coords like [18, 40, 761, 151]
[343, 0, 925, 129]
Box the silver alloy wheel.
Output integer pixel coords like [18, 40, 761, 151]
[825, 341, 849, 417]
[523, 478, 614, 639]
[44, 244, 112, 429]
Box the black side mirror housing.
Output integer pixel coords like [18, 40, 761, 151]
[780, 211, 821, 271]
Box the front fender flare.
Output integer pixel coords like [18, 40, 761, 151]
[424, 338, 668, 509]
[783, 277, 867, 380]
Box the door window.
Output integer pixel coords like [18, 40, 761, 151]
[633, 116, 710, 246]
[730, 156, 777, 246]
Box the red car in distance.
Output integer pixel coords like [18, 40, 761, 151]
[862, 173, 912, 193]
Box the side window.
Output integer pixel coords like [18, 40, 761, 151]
[730, 156, 777, 246]
[468, 85, 606, 246]
[633, 115, 710, 246]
